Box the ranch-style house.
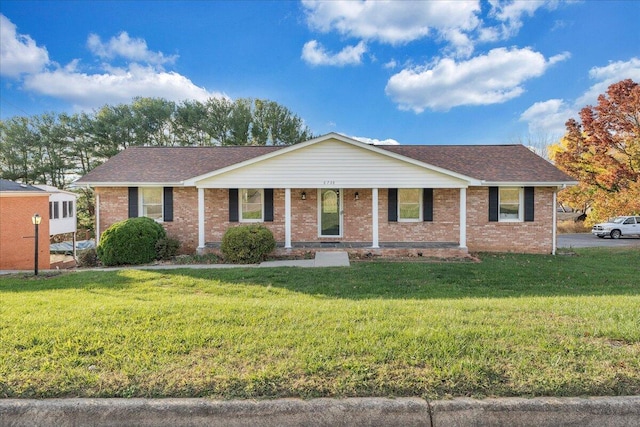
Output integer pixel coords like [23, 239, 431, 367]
[74, 133, 577, 257]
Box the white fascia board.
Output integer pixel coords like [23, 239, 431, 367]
[36, 187, 78, 198]
[481, 181, 579, 187]
[71, 181, 186, 188]
[184, 132, 480, 186]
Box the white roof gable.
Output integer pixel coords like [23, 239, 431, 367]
[187, 133, 476, 188]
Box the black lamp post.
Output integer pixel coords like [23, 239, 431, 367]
[32, 213, 41, 276]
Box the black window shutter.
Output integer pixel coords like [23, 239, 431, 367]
[264, 189, 274, 222]
[524, 187, 535, 222]
[488, 187, 498, 222]
[423, 188, 433, 222]
[229, 189, 239, 222]
[163, 187, 174, 222]
[388, 188, 398, 222]
[128, 187, 138, 218]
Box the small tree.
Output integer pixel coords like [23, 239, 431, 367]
[221, 225, 276, 264]
[97, 217, 166, 266]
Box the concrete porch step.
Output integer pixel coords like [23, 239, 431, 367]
[314, 251, 350, 267]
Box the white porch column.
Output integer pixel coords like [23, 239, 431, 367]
[459, 187, 467, 249]
[198, 188, 205, 251]
[95, 193, 100, 245]
[285, 188, 292, 248]
[372, 188, 379, 248]
[552, 190, 557, 255]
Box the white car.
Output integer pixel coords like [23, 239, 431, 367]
[591, 216, 640, 239]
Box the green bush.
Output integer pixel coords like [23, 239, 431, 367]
[77, 248, 99, 267]
[155, 237, 181, 260]
[221, 225, 276, 264]
[97, 217, 166, 266]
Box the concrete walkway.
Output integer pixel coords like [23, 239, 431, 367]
[2, 396, 639, 426]
[0, 251, 351, 275]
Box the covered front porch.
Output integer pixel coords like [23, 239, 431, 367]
[183, 134, 477, 257]
[195, 186, 470, 258]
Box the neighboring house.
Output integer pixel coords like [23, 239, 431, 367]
[34, 184, 78, 236]
[0, 179, 50, 270]
[74, 133, 577, 257]
[35, 184, 79, 261]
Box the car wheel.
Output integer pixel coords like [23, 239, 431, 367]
[610, 229, 621, 239]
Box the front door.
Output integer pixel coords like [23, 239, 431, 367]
[319, 189, 341, 237]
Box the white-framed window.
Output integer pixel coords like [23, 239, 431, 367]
[240, 188, 264, 222]
[398, 188, 421, 222]
[140, 187, 163, 221]
[499, 187, 523, 222]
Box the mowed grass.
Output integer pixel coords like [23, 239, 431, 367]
[1, 248, 639, 399]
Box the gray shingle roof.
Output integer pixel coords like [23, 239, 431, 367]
[380, 144, 574, 183]
[75, 142, 575, 186]
[0, 179, 47, 192]
[75, 146, 282, 184]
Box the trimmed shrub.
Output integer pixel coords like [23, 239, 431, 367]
[97, 217, 166, 266]
[77, 248, 99, 267]
[221, 225, 276, 264]
[155, 237, 181, 260]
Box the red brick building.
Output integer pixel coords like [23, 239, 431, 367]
[0, 180, 50, 270]
[75, 133, 576, 256]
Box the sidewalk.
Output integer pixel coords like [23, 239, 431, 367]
[0, 251, 351, 275]
[2, 396, 639, 427]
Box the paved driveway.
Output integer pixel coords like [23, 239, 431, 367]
[558, 233, 640, 248]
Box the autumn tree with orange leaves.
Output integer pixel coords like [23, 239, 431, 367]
[550, 79, 640, 225]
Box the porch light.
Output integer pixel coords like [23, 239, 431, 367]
[354, 192, 359, 201]
[32, 213, 42, 276]
[301, 192, 306, 200]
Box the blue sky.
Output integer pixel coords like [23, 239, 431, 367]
[1, 1, 639, 145]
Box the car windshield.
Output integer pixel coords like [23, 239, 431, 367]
[611, 217, 627, 224]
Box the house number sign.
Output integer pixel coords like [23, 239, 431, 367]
[323, 181, 336, 185]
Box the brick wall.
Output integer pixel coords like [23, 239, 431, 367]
[466, 187, 555, 254]
[95, 186, 556, 255]
[378, 188, 460, 243]
[0, 195, 50, 270]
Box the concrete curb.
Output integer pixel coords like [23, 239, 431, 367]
[1, 396, 639, 427]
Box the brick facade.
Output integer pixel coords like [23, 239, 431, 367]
[0, 194, 50, 270]
[95, 185, 557, 256]
[466, 187, 555, 254]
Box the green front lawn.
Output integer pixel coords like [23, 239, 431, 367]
[1, 248, 639, 399]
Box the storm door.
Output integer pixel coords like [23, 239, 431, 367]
[319, 189, 342, 237]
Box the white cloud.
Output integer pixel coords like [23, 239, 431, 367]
[384, 59, 397, 70]
[486, 0, 555, 40]
[0, 17, 224, 111]
[302, 40, 367, 66]
[519, 99, 572, 137]
[23, 63, 224, 111]
[576, 57, 640, 106]
[302, 0, 480, 56]
[385, 47, 567, 112]
[302, 1, 565, 61]
[351, 135, 400, 145]
[0, 14, 49, 77]
[520, 57, 640, 136]
[87, 32, 178, 66]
